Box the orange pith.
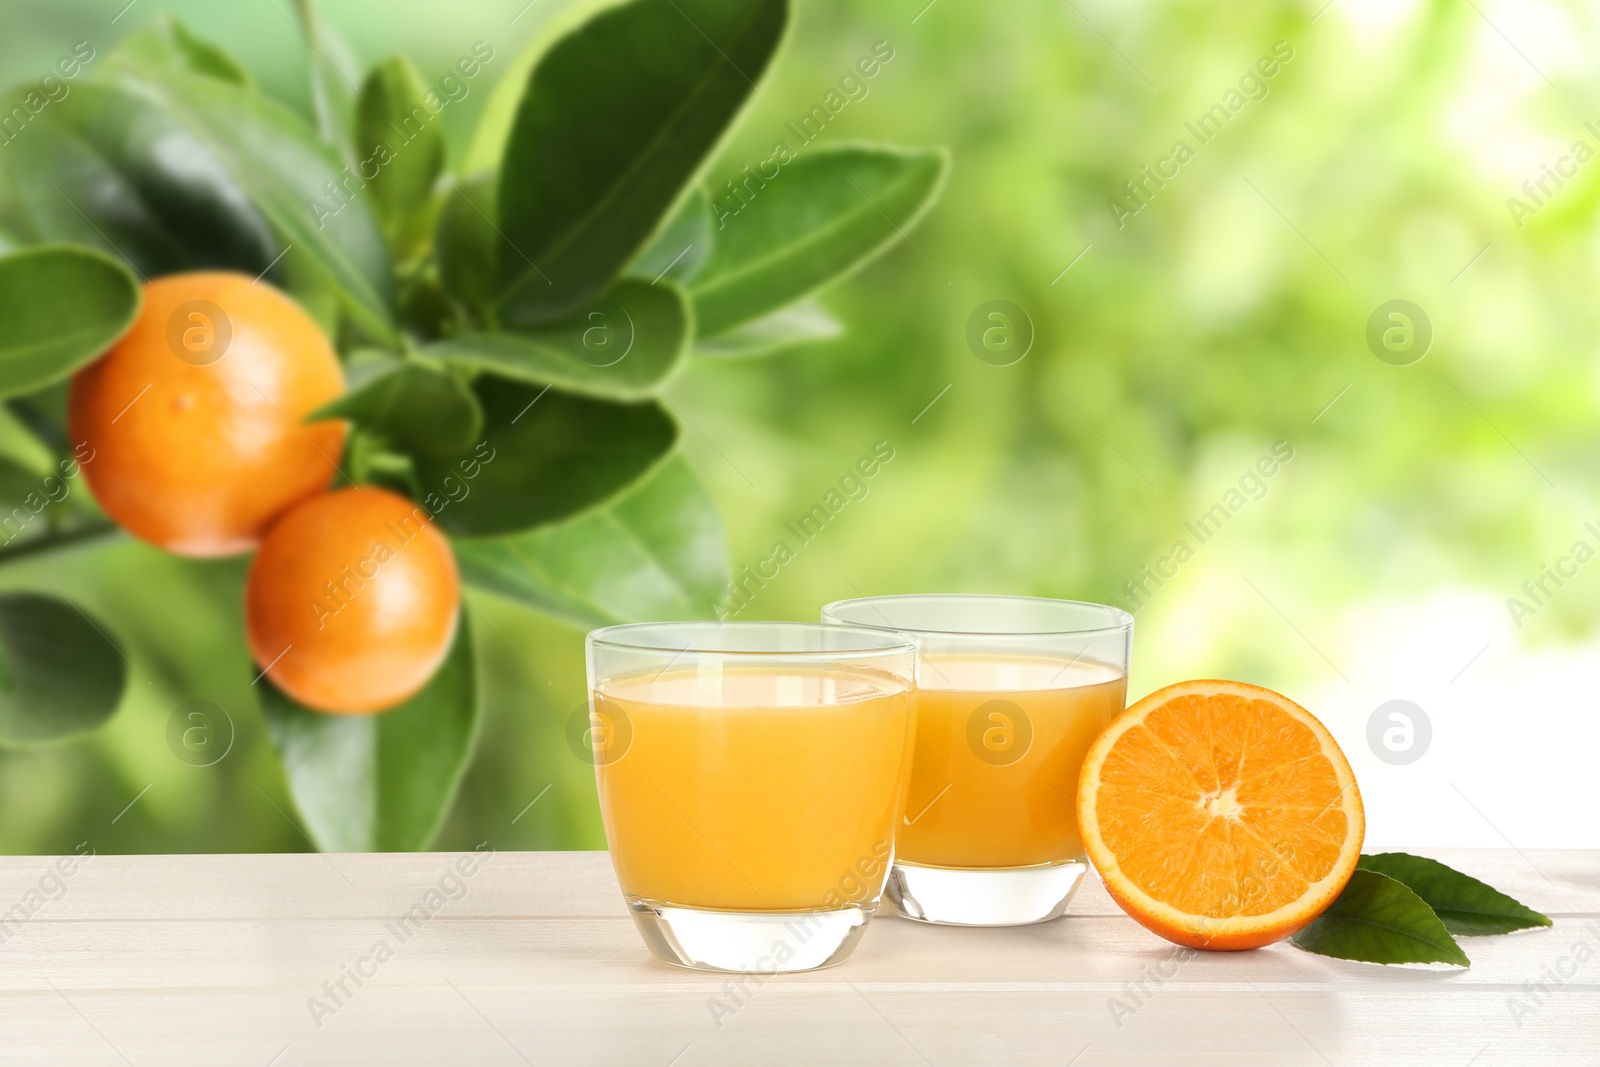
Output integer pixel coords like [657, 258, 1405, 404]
[1077, 679, 1364, 950]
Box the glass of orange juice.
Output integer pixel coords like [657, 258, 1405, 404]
[585, 621, 917, 972]
[821, 595, 1132, 926]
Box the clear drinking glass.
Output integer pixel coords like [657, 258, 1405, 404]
[821, 595, 1133, 926]
[585, 621, 917, 972]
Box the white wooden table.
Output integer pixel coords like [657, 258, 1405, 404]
[0, 848, 1594, 1065]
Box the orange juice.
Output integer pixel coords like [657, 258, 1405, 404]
[593, 663, 913, 912]
[899, 653, 1127, 868]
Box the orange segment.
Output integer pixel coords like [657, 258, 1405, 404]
[1077, 679, 1363, 949]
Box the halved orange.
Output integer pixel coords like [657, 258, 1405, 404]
[1077, 679, 1364, 950]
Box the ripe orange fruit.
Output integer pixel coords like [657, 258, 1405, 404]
[68, 272, 345, 557]
[1077, 680, 1364, 950]
[244, 486, 460, 714]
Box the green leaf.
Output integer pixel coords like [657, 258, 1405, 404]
[495, 0, 789, 324]
[104, 69, 396, 343]
[2, 82, 283, 279]
[356, 56, 445, 260]
[630, 188, 713, 284]
[0, 593, 127, 746]
[292, 0, 362, 156]
[260, 615, 478, 852]
[0, 145, 34, 247]
[427, 279, 690, 400]
[694, 298, 841, 358]
[315, 360, 483, 459]
[0, 405, 55, 476]
[692, 146, 948, 337]
[1357, 853, 1552, 937]
[414, 377, 678, 538]
[435, 173, 499, 315]
[110, 14, 254, 87]
[1291, 869, 1471, 967]
[457, 454, 727, 626]
[0, 247, 140, 399]
[459, 0, 634, 177]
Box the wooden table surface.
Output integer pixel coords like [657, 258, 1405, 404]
[0, 847, 1594, 1065]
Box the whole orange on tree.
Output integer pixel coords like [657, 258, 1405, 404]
[0, 0, 945, 850]
[245, 486, 460, 714]
[69, 272, 346, 558]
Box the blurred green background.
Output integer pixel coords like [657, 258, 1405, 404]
[3, 0, 1596, 853]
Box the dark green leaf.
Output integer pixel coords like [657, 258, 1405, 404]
[414, 377, 678, 538]
[630, 188, 713, 284]
[495, 0, 789, 323]
[104, 69, 396, 343]
[3, 82, 282, 278]
[1291, 869, 1471, 966]
[6, 385, 71, 456]
[694, 298, 841, 358]
[459, 6, 588, 175]
[396, 271, 458, 339]
[457, 454, 727, 626]
[110, 14, 254, 87]
[0, 593, 127, 746]
[693, 146, 947, 336]
[260, 615, 478, 852]
[1357, 853, 1552, 936]
[427, 279, 689, 399]
[315, 360, 483, 458]
[0, 246, 140, 398]
[356, 56, 445, 260]
[435, 173, 498, 315]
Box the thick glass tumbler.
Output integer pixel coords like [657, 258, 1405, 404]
[821, 595, 1132, 926]
[585, 622, 917, 972]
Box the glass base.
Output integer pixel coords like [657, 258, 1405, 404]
[627, 899, 874, 973]
[886, 859, 1088, 926]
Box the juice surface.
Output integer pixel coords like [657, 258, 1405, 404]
[900, 653, 1127, 868]
[593, 663, 912, 911]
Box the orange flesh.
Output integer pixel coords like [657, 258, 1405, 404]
[1080, 681, 1362, 948]
[1096, 693, 1350, 916]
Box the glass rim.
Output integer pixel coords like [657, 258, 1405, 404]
[586, 620, 919, 658]
[821, 593, 1135, 637]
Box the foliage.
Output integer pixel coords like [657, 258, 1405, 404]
[14, 0, 1576, 857]
[0, 0, 944, 850]
[1292, 853, 1548, 967]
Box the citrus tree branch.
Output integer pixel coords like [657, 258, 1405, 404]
[0, 521, 120, 566]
